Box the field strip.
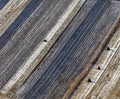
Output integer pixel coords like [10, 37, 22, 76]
[0, 0, 85, 96]
[0, 0, 29, 36]
[71, 25, 120, 99]
[96, 62, 120, 99]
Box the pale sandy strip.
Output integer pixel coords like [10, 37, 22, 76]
[0, 0, 29, 36]
[44, 0, 85, 41]
[0, 0, 85, 94]
[96, 64, 120, 99]
[76, 39, 120, 99]
[71, 26, 120, 99]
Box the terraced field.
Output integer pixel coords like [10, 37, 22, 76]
[0, 0, 120, 99]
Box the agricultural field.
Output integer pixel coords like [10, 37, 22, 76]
[0, 0, 120, 99]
